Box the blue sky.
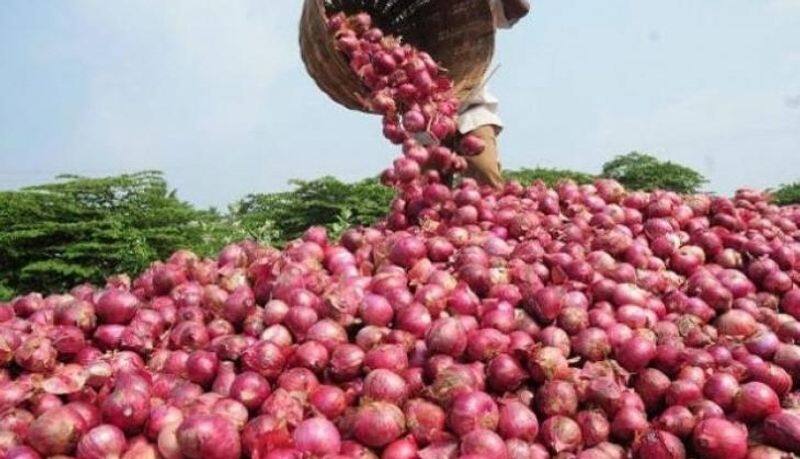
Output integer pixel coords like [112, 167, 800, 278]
[1, 0, 798, 208]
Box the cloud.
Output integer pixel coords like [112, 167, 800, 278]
[786, 94, 800, 109]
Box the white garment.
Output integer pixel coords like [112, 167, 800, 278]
[458, 86, 503, 134]
[457, 0, 530, 134]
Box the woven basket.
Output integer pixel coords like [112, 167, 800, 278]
[300, 0, 496, 113]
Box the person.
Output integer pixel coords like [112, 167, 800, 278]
[459, 0, 531, 188]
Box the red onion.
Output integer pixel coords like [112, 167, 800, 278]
[498, 400, 538, 441]
[229, 371, 271, 410]
[363, 369, 408, 405]
[351, 402, 406, 447]
[535, 380, 578, 417]
[576, 410, 611, 447]
[487, 353, 527, 392]
[634, 368, 671, 412]
[292, 417, 341, 456]
[632, 429, 685, 459]
[449, 391, 499, 436]
[27, 406, 87, 456]
[460, 428, 508, 457]
[241, 340, 286, 381]
[96, 290, 139, 324]
[763, 410, 800, 453]
[692, 418, 748, 459]
[76, 424, 127, 459]
[703, 372, 740, 412]
[734, 382, 781, 423]
[425, 317, 467, 357]
[101, 388, 150, 434]
[611, 407, 649, 443]
[616, 335, 657, 372]
[540, 415, 583, 453]
[665, 380, 702, 407]
[176, 414, 241, 459]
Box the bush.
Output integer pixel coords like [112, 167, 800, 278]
[601, 152, 707, 194]
[0, 171, 234, 298]
[232, 176, 394, 245]
[504, 167, 596, 187]
[772, 182, 800, 206]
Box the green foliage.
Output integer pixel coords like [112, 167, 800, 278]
[772, 182, 800, 205]
[231, 176, 394, 246]
[601, 152, 707, 194]
[0, 171, 235, 297]
[504, 167, 596, 187]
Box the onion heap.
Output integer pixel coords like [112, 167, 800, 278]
[1, 10, 800, 459]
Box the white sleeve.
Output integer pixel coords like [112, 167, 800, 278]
[457, 87, 503, 134]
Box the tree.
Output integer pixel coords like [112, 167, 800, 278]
[0, 171, 235, 298]
[601, 152, 707, 194]
[772, 182, 800, 205]
[231, 176, 394, 245]
[504, 167, 595, 187]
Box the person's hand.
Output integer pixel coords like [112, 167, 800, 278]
[501, 0, 531, 25]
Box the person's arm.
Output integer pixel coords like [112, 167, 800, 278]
[491, 0, 531, 29]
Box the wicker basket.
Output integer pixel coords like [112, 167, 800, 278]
[300, 0, 496, 112]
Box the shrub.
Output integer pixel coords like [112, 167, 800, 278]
[0, 171, 233, 297]
[503, 167, 595, 187]
[231, 176, 394, 245]
[772, 182, 800, 205]
[601, 152, 707, 194]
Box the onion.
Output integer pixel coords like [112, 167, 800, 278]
[363, 369, 408, 405]
[101, 388, 150, 434]
[665, 380, 702, 407]
[734, 382, 781, 423]
[96, 290, 139, 324]
[540, 415, 582, 453]
[351, 402, 406, 447]
[460, 429, 508, 457]
[425, 317, 467, 357]
[632, 429, 685, 459]
[498, 400, 538, 441]
[762, 410, 800, 453]
[241, 340, 286, 381]
[703, 372, 740, 412]
[27, 406, 87, 456]
[229, 371, 271, 410]
[292, 417, 341, 456]
[176, 414, 241, 459]
[616, 336, 657, 372]
[692, 418, 748, 459]
[77, 424, 127, 459]
[405, 398, 446, 445]
[449, 391, 499, 436]
[576, 410, 611, 447]
[611, 407, 649, 443]
[535, 380, 578, 417]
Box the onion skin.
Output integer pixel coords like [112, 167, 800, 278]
[762, 410, 800, 453]
[540, 415, 583, 453]
[293, 417, 341, 456]
[632, 429, 686, 459]
[176, 414, 241, 459]
[734, 382, 781, 423]
[26, 406, 87, 456]
[76, 424, 127, 459]
[351, 402, 406, 447]
[692, 418, 748, 459]
[497, 400, 539, 441]
[448, 391, 499, 436]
